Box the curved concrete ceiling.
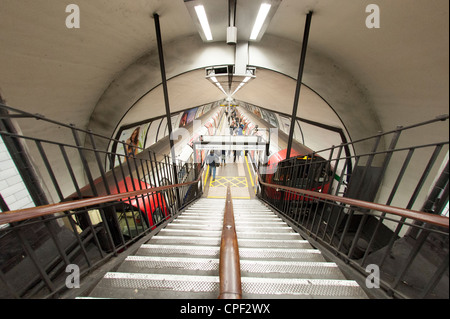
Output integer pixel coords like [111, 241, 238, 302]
[0, 0, 448, 151]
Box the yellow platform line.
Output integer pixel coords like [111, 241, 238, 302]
[245, 155, 255, 187]
[204, 165, 209, 185]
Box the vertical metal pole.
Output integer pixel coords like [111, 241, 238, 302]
[154, 13, 181, 208]
[229, 0, 236, 28]
[286, 11, 313, 160]
[153, 13, 177, 169]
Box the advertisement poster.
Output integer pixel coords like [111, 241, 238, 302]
[114, 123, 150, 166]
[179, 108, 198, 127]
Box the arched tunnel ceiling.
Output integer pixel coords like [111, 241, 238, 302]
[0, 0, 448, 151]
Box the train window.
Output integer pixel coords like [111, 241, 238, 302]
[152, 207, 164, 225]
[70, 203, 148, 240]
[273, 167, 281, 182]
[70, 208, 103, 233]
[116, 204, 148, 238]
[313, 164, 331, 184]
[292, 165, 306, 188]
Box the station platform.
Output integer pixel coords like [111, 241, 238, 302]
[202, 155, 257, 200]
[201, 111, 258, 200]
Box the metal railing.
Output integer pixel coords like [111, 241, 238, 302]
[0, 165, 204, 299]
[255, 115, 449, 298]
[0, 103, 205, 298]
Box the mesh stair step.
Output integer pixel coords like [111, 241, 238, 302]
[241, 277, 368, 299]
[118, 255, 346, 280]
[148, 236, 312, 249]
[166, 223, 293, 233]
[118, 256, 220, 276]
[136, 244, 220, 258]
[148, 235, 221, 246]
[239, 260, 347, 279]
[177, 215, 278, 221]
[157, 228, 222, 237]
[237, 238, 313, 249]
[165, 223, 223, 231]
[88, 272, 366, 299]
[84, 198, 368, 299]
[157, 228, 302, 240]
[88, 273, 220, 299]
[238, 247, 326, 262]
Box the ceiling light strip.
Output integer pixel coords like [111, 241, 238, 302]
[250, 3, 272, 40]
[195, 5, 213, 41]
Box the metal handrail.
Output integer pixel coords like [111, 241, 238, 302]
[0, 103, 149, 156]
[218, 186, 242, 299]
[256, 174, 449, 229]
[0, 165, 205, 226]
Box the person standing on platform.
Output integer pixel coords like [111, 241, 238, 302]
[206, 150, 220, 181]
[221, 149, 226, 166]
[229, 121, 235, 135]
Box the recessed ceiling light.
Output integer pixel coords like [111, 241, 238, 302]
[194, 5, 213, 41]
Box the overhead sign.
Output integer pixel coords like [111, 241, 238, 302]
[193, 142, 267, 151]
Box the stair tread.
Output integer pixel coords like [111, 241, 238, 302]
[118, 256, 346, 279]
[90, 272, 367, 299]
[85, 198, 367, 299]
[136, 244, 326, 261]
[148, 236, 312, 248]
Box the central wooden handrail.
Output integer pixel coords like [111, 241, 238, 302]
[256, 172, 449, 229]
[0, 165, 205, 225]
[218, 186, 242, 299]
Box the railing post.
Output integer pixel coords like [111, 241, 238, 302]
[286, 11, 313, 159]
[153, 13, 181, 209]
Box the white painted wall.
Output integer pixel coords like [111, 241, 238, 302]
[0, 136, 34, 212]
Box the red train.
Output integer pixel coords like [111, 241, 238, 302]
[235, 107, 334, 203]
[262, 148, 333, 202]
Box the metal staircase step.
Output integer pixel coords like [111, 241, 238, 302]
[118, 256, 220, 276]
[149, 236, 311, 249]
[166, 223, 293, 233]
[241, 277, 367, 299]
[239, 260, 346, 279]
[236, 231, 303, 240]
[88, 272, 366, 299]
[237, 238, 313, 249]
[165, 223, 223, 231]
[157, 228, 222, 237]
[88, 272, 220, 299]
[177, 215, 278, 221]
[235, 225, 294, 233]
[84, 198, 368, 299]
[118, 256, 343, 280]
[239, 247, 326, 262]
[136, 244, 220, 258]
[173, 219, 286, 226]
[182, 209, 224, 213]
[158, 227, 302, 240]
[148, 235, 221, 246]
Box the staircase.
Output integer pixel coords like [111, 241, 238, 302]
[84, 198, 368, 299]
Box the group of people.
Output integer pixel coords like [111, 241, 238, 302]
[204, 107, 252, 181]
[205, 148, 243, 181]
[226, 108, 247, 136]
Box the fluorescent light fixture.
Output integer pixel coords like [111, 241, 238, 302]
[211, 76, 218, 83]
[243, 76, 251, 83]
[194, 5, 213, 41]
[250, 3, 271, 40]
